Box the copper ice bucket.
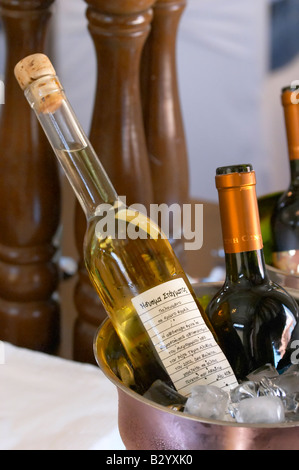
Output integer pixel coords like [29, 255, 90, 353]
[94, 283, 299, 450]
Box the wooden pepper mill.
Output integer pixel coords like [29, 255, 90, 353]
[142, 0, 189, 206]
[73, 0, 156, 363]
[0, 0, 61, 352]
[141, 0, 189, 261]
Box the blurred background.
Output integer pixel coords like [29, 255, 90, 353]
[49, 0, 299, 203]
[1, 0, 298, 201]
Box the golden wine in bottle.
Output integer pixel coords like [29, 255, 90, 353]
[14, 54, 238, 395]
[271, 86, 299, 274]
[206, 165, 299, 380]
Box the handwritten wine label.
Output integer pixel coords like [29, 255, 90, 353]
[132, 278, 238, 396]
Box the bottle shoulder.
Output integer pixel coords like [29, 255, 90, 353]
[271, 190, 299, 228]
[271, 191, 299, 252]
[206, 279, 299, 318]
[274, 188, 299, 211]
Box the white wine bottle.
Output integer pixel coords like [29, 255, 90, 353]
[14, 54, 238, 395]
[206, 164, 299, 380]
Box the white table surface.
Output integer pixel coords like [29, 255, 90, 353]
[0, 342, 125, 450]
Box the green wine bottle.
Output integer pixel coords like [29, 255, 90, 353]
[206, 164, 299, 380]
[271, 86, 299, 274]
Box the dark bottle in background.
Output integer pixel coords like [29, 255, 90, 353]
[271, 85, 299, 275]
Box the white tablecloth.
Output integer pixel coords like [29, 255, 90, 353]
[0, 342, 125, 450]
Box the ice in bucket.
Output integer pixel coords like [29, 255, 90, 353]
[143, 363, 299, 424]
[229, 381, 258, 402]
[272, 369, 299, 395]
[233, 396, 285, 424]
[144, 380, 187, 408]
[184, 385, 229, 420]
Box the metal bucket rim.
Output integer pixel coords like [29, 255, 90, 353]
[93, 319, 299, 431]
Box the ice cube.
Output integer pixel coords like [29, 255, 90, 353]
[272, 371, 299, 395]
[256, 375, 299, 416]
[285, 392, 299, 421]
[230, 381, 258, 403]
[283, 363, 299, 375]
[234, 396, 285, 424]
[246, 364, 279, 382]
[284, 393, 299, 414]
[258, 376, 286, 398]
[143, 380, 187, 407]
[184, 385, 229, 420]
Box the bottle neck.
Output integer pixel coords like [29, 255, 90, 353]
[216, 172, 263, 254]
[225, 249, 268, 284]
[215, 168, 267, 283]
[289, 159, 299, 187]
[24, 76, 118, 219]
[282, 87, 299, 185]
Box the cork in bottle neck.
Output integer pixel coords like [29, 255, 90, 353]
[216, 165, 263, 254]
[14, 53, 63, 113]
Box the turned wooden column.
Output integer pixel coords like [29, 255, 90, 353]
[0, 0, 61, 352]
[73, 0, 156, 363]
[141, 0, 189, 260]
[142, 0, 189, 206]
